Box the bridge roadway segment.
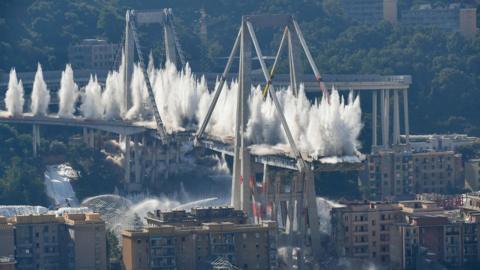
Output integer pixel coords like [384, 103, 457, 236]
[0, 110, 363, 171]
[0, 111, 147, 136]
[197, 135, 363, 172]
[0, 69, 411, 97]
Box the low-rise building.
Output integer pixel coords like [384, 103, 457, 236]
[400, 4, 477, 38]
[122, 208, 278, 270]
[404, 134, 478, 152]
[0, 213, 106, 270]
[339, 0, 398, 24]
[68, 39, 119, 70]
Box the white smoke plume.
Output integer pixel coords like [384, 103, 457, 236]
[80, 75, 103, 119]
[3, 57, 362, 158]
[152, 62, 209, 130]
[4, 68, 25, 116]
[57, 64, 78, 118]
[124, 61, 362, 158]
[102, 51, 126, 119]
[102, 71, 123, 120]
[125, 64, 148, 120]
[30, 63, 50, 116]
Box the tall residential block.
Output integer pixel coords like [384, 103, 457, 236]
[331, 201, 404, 266]
[360, 149, 463, 200]
[0, 213, 106, 270]
[122, 207, 278, 270]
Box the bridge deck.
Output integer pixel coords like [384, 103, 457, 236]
[197, 136, 364, 172]
[0, 111, 147, 135]
[0, 111, 364, 171]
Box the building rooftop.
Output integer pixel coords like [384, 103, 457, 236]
[146, 206, 247, 226]
[122, 220, 275, 237]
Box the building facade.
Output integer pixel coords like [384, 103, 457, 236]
[0, 213, 106, 270]
[68, 39, 119, 70]
[339, 0, 398, 24]
[331, 202, 404, 266]
[332, 200, 480, 269]
[400, 4, 477, 38]
[360, 149, 463, 200]
[123, 208, 278, 270]
[404, 134, 478, 152]
[465, 159, 480, 191]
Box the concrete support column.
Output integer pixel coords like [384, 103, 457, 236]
[393, 90, 400, 145]
[32, 124, 40, 157]
[124, 10, 134, 113]
[287, 26, 303, 96]
[262, 163, 270, 219]
[124, 135, 131, 184]
[134, 136, 141, 184]
[232, 19, 252, 215]
[304, 170, 321, 259]
[165, 147, 170, 179]
[403, 89, 410, 145]
[380, 90, 386, 147]
[83, 128, 89, 145]
[163, 23, 177, 65]
[385, 90, 390, 147]
[89, 129, 95, 148]
[151, 138, 157, 184]
[372, 91, 377, 148]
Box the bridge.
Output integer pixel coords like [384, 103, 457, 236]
[0, 11, 412, 266]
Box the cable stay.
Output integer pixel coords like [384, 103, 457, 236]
[129, 20, 169, 143]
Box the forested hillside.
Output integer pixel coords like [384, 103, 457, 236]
[1, 0, 479, 136]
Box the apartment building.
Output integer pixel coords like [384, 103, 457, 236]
[339, 0, 398, 24]
[332, 200, 480, 269]
[68, 39, 119, 70]
[401, 4, 477, 38]
[405, 134, 478, 152]
[145, 207, 247, 227]
[0, 257, 15, 270]
[465, 159, 480, 191]
[360, 149, 463, 200]
[0, 217, 14, 260]
[122, 207, 278, 270]
[412, 151, 463, 194]
[330, 201, 404, 265]
[0, 213, 106, 270]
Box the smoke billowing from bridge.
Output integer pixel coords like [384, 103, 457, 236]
[3, 57, 362, 158]
[57, 64, 79, 118]
[30, 63, 50, 116]
[5, 69, 25, 116]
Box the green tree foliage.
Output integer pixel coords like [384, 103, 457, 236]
[67, 144, 122, 201]
[106, 229, 121, 262]
[0, 124, 49, 205]
[0, 0, 479, 138]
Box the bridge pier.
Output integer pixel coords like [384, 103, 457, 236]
[122, 135, 131, 186]
[82, 128, 95, 148]
[372, 88, 410, 152]
[256, 165, 322, 263]
[403, 89, 410, 144]
[32, 124, 40, 157]
[133, 135, 141, 184]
